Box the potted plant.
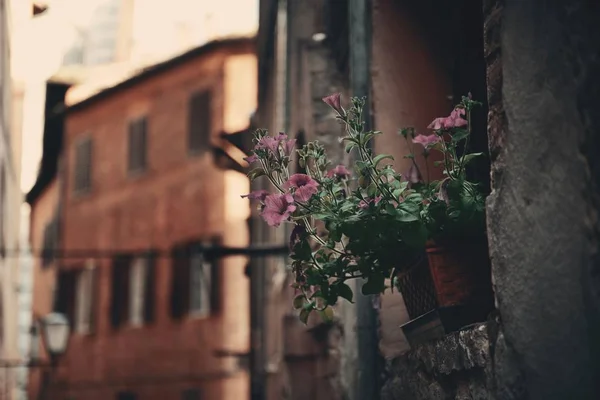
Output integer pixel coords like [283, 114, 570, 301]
[242, 93, 492, 327]
[394, 95, 494, 335]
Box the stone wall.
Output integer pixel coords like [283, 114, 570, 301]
[483, 1, 600, 399]
[381, 323, 491, 400]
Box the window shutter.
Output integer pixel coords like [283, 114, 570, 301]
[209, 239, 221, 313]
[110, 255, 130, 328]
[55, 270, 77, 329]
[187, 90, 212, 154]
[143, 251, 157, 323]
[89, 263, 99, 333]
[171, 246, 191, 319]
[74, 137, 93, 192]
[128, 117, 148, 172]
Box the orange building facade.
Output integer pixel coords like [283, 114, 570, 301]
[27, 38, 256, 400]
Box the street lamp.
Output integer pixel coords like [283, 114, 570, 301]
[39, 313, 70, 362]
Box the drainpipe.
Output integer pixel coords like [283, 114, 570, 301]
[348, 0, 381, 399]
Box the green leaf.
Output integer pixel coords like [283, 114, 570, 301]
[292, 294, 305, 310]
[299, 308, 312, 325]
[362, 274, 386, 295]
[318, 306, 335, 322]
[385, 204, 397, 215]
[337, 282, 354, 303]
[451, 129, 470, 142]
[372, 154, 394, 167]
[395, 211, 419, 222]
[460, 152, 484, 165]
[247, 167, 266, 180]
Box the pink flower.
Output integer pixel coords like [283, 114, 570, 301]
[358, 196, 382, 209]
[284, 174, 319, 203]
[260, 193, 297, 227]
[404, 164, 421, 184]
[241, 190, 269, 202]
[255, 136, 280, 154]
[322, 93, 343, 114]
[243, 153, 259, 164]
[326, 164, 351, 179]
[283, 138, 297, 156]
[448, 108, 468, 127]
[412, 134, 440, 149]
[427, 117, 448, 130]
[427, 107, 468, 130]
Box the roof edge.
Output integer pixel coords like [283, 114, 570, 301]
[66, 36, 256, 114]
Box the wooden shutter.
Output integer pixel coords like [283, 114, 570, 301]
[89, 264, 99, 333]
[128, 117, 147, 172]
[187, 90, 212, 153]
[143, 251, 157, 323]
[110, 255, 131, 328]
[55, 270, 77, 328]
[209, 239, 222, 313]
[170, 245, 191, 319]
[74, 137, 92, 192]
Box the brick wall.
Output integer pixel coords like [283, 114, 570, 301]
[40, 40, 255, 400]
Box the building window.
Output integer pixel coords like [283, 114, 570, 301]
[182, 389, 201, 400]
[75, 260, 97, 334]
[171, 240, 220, 319]
[187, 90, 212, 154]
[110, 252, 155, 328]
[73, 136, 93, 193]
[116, 392, 137, 400]
[127, 117, 148, 173]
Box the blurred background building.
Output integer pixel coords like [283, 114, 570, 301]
[8, 1, 258, 399]
[1, 0, 24, 398]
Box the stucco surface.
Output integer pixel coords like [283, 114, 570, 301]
[486, 1, 600, 399]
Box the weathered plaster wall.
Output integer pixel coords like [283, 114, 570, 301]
[484, 0, 600, 398]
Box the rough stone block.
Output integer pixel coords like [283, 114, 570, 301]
[381, 324, 491, 400]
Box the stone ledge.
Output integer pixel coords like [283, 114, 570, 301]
[381, 323, 491, 400]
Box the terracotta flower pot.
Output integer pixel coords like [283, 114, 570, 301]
[396, 237, 494, 322]
[425, 238, 494, 309]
